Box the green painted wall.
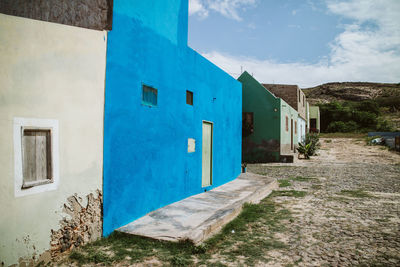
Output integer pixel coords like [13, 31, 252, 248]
[280, 100, 299, 155]
[239, 72, 281, 162]
[309, 106, 320, 131]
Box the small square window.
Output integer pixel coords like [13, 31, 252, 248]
[142, 84, 157, 106]
[22, 129, 52, 188]
[186, 90, 193, 105]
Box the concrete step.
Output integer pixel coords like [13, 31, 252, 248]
[117, 172, 278, 244]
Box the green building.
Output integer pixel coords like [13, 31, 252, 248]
[309, 106, 321, 133]
[238, 71, 298, 163]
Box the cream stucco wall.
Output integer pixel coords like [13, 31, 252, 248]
[0, 14, 107, 266]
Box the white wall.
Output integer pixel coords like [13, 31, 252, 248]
[0, 14, 107, 266]
[298, 117, 306, 143]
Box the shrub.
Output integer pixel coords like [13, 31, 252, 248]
[318, 99, 392, 133]
[297, 133, 320, 159]
[356, 100, 380, 115]
[376, 119, 394, 132]
[353, 111, 377, 127]
[327, 121, 358, 132]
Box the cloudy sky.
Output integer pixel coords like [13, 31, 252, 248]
[188, 0, 400, 88]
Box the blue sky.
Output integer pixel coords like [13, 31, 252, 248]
[188, 0, 400, 87]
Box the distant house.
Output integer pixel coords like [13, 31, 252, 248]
[309, 106, 321, 133]
[103, 0, 242, 236]
[0, 1, 111, 265]
[262, 84, 308, 143]
[239, 71, 298, 163]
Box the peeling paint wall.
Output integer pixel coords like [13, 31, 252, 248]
[103, 0, 242, 235]
[50, 191, 102, 257]
[0, 14, 106, 266]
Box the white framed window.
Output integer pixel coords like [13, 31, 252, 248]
[14, 117, 59, 197]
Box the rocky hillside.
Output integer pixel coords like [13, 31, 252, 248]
[303, 82, 400, 105]
[303, 82, 400, 131]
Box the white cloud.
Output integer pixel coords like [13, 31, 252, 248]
[189, 0, 257, 21]
[189, 0, 209, 18]
[200, 0, 400, 87]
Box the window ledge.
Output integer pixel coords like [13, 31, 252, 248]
[22, 179, 53, 189]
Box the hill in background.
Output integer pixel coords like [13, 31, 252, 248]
[302, 82, 400, 132]
[303, 82, 400, 105]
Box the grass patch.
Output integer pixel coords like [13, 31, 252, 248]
[278, 179, 292, 187]
[338, 189, 374, 198]
[68, 232, 198, 266]
[202, 197, 291, 265]
[270, 190, 307, 198]
[325, 139, 332, 143]
[291, 176, 315, 182]
[68, 196, 293, 266]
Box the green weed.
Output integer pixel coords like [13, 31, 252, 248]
[279, 179, 292, 187]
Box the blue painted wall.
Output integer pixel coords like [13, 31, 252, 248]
[103, 0, 242, 235]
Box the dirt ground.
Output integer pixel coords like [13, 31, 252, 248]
[248, 138, 400, 266]
[58, 138, 400, 267]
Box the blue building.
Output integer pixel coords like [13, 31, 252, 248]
[103, 0, 242, 235]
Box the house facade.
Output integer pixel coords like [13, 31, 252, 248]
[239, 72, 298, 163]
[0, 1, 111, 265]
[309, 106, 321, 133]
[103, 0, 242, 235]
[262, 84, 307, 144]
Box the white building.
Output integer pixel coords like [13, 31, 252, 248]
[0, 1, 111, 265]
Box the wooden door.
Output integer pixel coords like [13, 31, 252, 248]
[202, 121, 213, 187]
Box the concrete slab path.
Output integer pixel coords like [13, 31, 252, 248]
[117, 172, 278, 244]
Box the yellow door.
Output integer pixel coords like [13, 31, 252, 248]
[202, 121, 213, 187]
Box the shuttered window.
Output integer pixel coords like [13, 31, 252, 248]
[22, 129, 52, 188]
[142, 85, 157, 106]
